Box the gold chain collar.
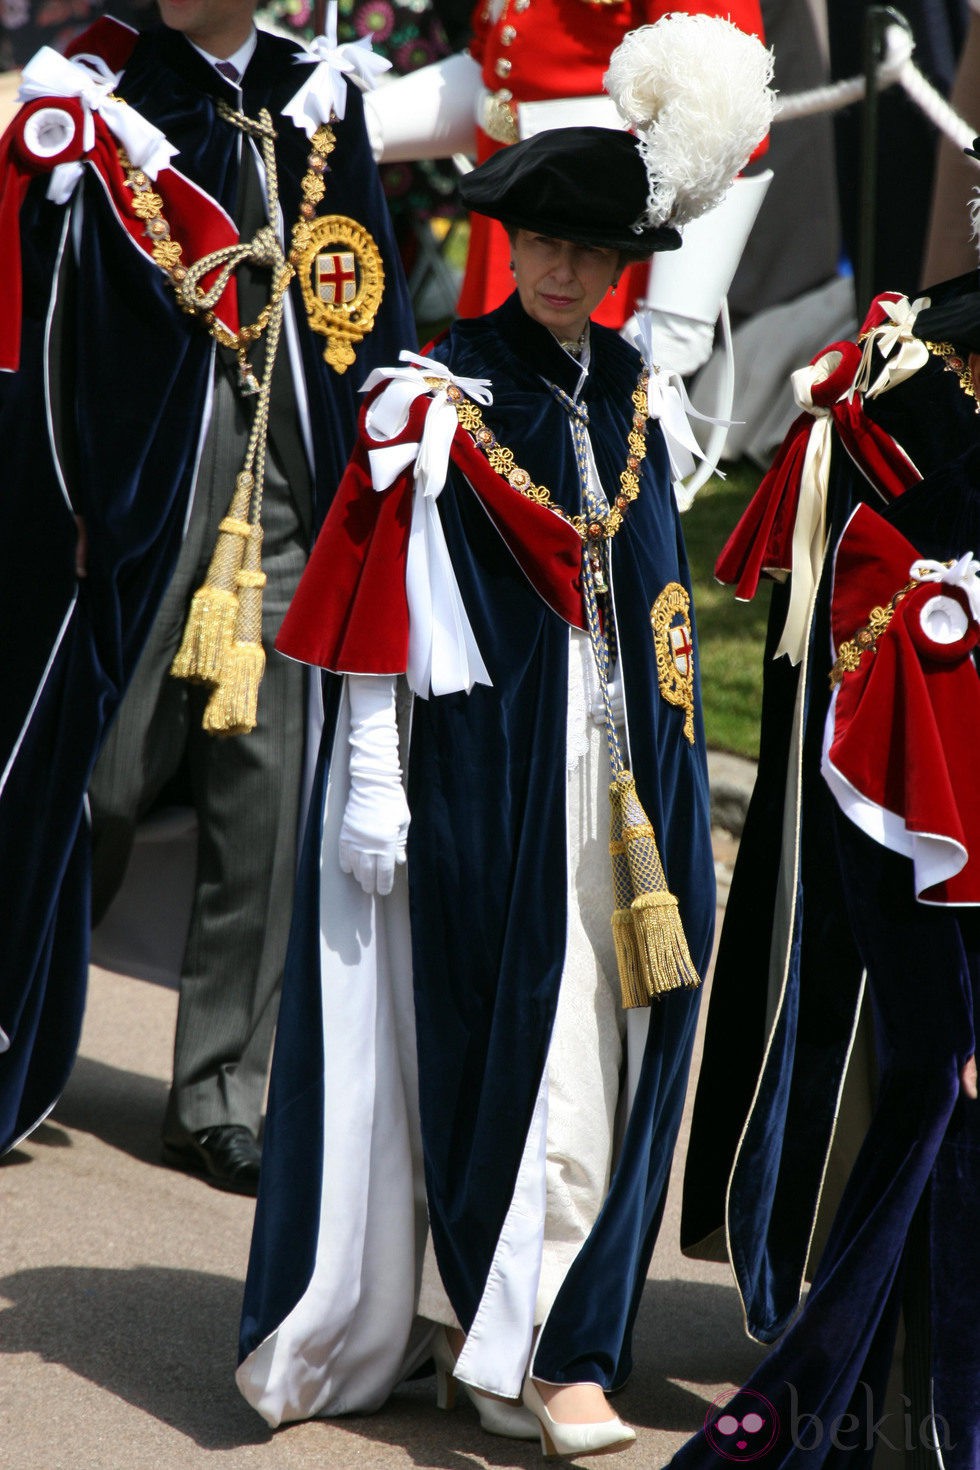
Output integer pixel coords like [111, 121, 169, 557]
[920, 339, 977, 405]
[857, 328, 977, 405]
[433, 372, 650, 542]
[119, 105, 336, 387]
[826, 567, 964, 689]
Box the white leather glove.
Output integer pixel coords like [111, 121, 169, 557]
[591, 675, 626, 729]
[340, 675, 410, 896]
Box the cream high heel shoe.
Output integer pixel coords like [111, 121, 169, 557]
[522, 1378, 637, 1459]
[431, 1328, 539, 1440]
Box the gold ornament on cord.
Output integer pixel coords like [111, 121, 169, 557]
[121, 98, 388, 733]
[292, 213, 385, 374]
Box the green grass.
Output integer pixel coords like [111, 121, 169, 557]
[684, 460, 770, 760]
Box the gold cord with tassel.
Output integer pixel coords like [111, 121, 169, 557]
[167, 105, 288, 735]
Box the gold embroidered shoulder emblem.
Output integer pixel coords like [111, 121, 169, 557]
[651, 582, 695, 745]
[292, 214, 385, 374]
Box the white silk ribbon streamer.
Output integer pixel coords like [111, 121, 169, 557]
[646, 363, 730, 482]
[405, 476, 492, 697]
[18, 46, 177, 198]
[625, 309, 735, 491]
[361, 354, 494, 696]
[774, 356, 841, 664]
[49, 160, 85, 206]
[912, 552, 980, 624]
[282, 0, 391, 134]
[854, 294, 931, 400]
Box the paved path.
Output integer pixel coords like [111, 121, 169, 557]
[0, 757, 761, 1470]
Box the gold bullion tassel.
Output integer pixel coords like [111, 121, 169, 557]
[204, 523, 266, 736]
[170, 471, 253, 684]
[608, 770, 700, 1007]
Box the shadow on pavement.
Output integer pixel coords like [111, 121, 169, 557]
[0, 1264, 270, 1451]
[630, 1275, 768, 1425]
[50, 1054, 169, 1165]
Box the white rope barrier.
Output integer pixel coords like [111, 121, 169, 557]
[773, 20, 978, 156]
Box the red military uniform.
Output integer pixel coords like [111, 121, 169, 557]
[458, 0, 766, 326]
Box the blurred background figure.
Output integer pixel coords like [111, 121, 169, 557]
[826, 0, 969, 296]
[922, 0, 980, 281]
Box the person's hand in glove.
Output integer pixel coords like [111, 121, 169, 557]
[340, 675, 410, 897]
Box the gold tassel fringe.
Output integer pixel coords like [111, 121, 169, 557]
[612, 906, 648, 1008]
[168, 585, 240, 686]
[630, 890, 700, 996]
[608, 770, 701, 1007]
[202, 525, 266, 736]
[204, 640, 266, 735]
[170, 471, 253, 685]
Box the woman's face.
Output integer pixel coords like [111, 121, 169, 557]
[510, 229, 622, 343]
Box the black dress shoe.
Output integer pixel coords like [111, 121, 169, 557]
[161, 1125, 261, 1196]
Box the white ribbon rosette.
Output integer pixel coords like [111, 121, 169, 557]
[854, 294, 931, 400]
[359, 351, 493, 698]
[910, 552, 980, 643]
[283, 0, 391, 136]
[18, 46, 176, 203]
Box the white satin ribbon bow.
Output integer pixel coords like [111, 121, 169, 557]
[912, 552, 980, 625]
[360, 352, 493, 697]
[774, 352, 845, 664]
[283, 0, 391, 134]
[18, 46, 177, 203]
[626, 311, 734, 485]
[854, 294, 931, 400]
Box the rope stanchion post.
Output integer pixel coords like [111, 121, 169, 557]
[858, 7, 913, 311]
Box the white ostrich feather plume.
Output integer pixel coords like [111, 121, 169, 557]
[604, 13, 775, 232]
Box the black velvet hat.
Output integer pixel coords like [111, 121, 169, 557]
[458, 127, 681, 259]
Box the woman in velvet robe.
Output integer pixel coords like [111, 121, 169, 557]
[236, 19, 774, 1454]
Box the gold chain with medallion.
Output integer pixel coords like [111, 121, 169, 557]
[117, 99, 384, 377]
[432, 372, 650, 542]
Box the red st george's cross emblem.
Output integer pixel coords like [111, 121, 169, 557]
[669, 621, 693, 677]
[316, 251, 357, 305]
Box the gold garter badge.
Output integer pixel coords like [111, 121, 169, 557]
[292, 214, 385, 374]
[651, 583, 695, 745]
